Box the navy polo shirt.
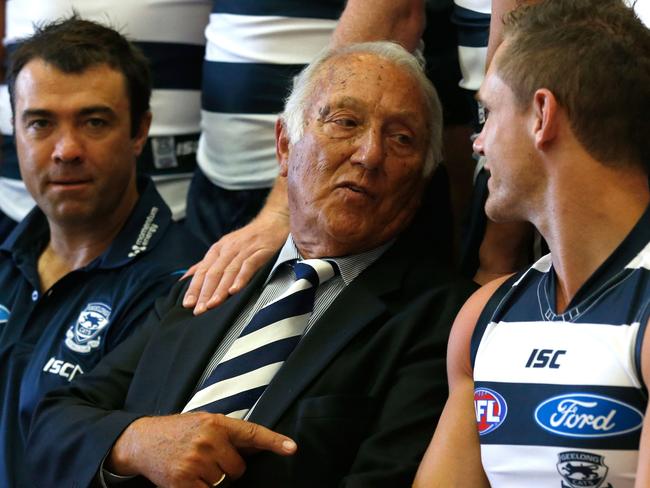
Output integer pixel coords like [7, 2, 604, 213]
[0, 177, 206, 487]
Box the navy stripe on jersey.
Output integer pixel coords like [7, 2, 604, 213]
[6, 41, 203, 91]
[470, 272, 522, 369]
[475, 381, 645, 450]
[451, 6, 490, 47]
[0, 137, 19, 179]
[202, 62, 303, 114]
[212, 0, 344, 19]
[134, 42, 204, 90]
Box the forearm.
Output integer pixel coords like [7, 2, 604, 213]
[486, 0, 519, 67]
[474, 219, 533, 285]
[331, 0, 425, 52]
[256, 176, 289, 223]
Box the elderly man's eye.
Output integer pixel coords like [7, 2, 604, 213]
[333, 118, 357, 128]
[394, 133, 413, 145]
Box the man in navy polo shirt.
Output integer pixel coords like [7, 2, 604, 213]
[0, 17, 205, 487]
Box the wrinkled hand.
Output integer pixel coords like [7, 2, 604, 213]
[107, 412, 297, 488]
[183, 210, 289, 315]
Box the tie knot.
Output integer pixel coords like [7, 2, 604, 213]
[294, 259, 339, 287]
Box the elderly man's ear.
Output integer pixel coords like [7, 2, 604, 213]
[275, 118, 290, 177]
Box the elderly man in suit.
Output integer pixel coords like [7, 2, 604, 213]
[27, 41, 474, 488]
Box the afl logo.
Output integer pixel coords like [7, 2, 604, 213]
[0, 305, 9, 325]
[475, 387, 508, 435]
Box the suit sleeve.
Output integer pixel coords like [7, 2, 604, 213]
[341, 280, 475, 488]
[25, 281, 187, 488]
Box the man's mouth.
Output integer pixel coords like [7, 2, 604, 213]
[336, 182, 374, 198]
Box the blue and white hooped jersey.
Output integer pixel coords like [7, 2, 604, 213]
[471, 206, 650, 488]
[452, 0, 490, 92]
[198, 0, 344, 190]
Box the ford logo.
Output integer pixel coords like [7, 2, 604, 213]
[535, 393, 643, 438]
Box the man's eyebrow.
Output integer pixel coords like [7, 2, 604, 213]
[331, 96, 365, 110]
[21, 106, 117, 120]
[78, 106, 116, 117]
[20, 108, 53, 120]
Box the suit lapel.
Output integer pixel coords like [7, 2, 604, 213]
[249, 238, 414, 427]
[155, 260, 276, 413]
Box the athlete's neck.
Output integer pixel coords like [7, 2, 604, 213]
[535, 164, 649, 313]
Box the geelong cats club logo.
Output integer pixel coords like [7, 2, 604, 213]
[557, 451, 612, 488]
[65, 302, 112, 353]
[474, 387, 508, 435]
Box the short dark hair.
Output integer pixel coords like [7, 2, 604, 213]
[7, 15, 151, 137]
[498, 0, 650, 171]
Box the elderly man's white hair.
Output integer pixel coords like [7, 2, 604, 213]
[282, 41, 443, 176]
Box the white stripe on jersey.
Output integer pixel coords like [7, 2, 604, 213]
[6, 0, 210, 45]
[0, 179, 35, 222]
[205, 14, 338, 64]
[454, 0, 491, 15]
[150, 89, 202, 136]
[198, 112, 279, 190]
[626, 242, 650, 271]
[481, 444, 637, 488]
[457, 46, 487, 91]
[474, 320, 642, 388]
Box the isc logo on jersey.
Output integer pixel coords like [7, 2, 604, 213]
[475, 387, 508, 435]
[65, 302, 112, 353]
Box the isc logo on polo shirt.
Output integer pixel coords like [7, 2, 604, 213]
[475, 387, 508, 435]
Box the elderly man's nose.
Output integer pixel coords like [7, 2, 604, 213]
[52, 129, 83, 163]
[351, 129, 384, 169]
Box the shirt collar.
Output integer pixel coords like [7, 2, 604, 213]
[266, 234, 394, 286]
[0, 175, 173, 270]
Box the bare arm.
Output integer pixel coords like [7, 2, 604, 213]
[474, 0, 536, 284]
[413, 276, 511, 487]
[331, 0, 425, 52]
[474, 219, 533, 285]
[486, 0, 519, 68]
[634, 317, 650, 488]
[183, 177, 289, 314]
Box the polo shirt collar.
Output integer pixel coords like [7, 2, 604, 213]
[0, 175, 172, 270]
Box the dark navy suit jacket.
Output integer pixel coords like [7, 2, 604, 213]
[27, 226, 475, 488]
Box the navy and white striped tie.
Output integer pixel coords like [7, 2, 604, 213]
[183, 259, 338, 418]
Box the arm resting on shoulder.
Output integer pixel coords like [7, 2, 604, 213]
[413, 276, 512, 487]
[183, 177, 289, 314]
